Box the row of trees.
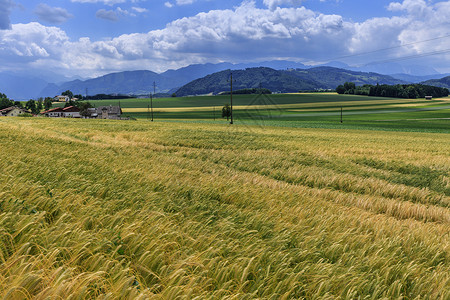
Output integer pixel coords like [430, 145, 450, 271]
[0, 90, 60, 115]
[368, 84, 448, 98]
[336, 82, 371, 96]
[337, 82, 449, 99]
[21, 98, 53, 114]
[0, 93, 53, 113]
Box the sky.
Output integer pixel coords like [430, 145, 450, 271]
[1, 0, 450, 79]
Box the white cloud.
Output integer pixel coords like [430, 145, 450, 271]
[163, 0, 197, 6]
[263, 0, 303, 11]
[0, 0, 14, 29]
[388, 0, 433, 18]
[176, 0, 196, 5]
[70, 0, 147, 4]
[34, 4, 74, 24]
[96, 7, 138, 21]
[131, 6, 148, 13]
[71, 0, 126, 5]
[117, 7, 136, 17]
[0, 22, 68, 71]
[96, 9, 119, 21]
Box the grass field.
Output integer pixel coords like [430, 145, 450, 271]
[56, 93, 450, 133]
[0, 117, 449, 298]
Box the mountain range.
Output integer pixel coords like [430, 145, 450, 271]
[1, 60, 450, 100]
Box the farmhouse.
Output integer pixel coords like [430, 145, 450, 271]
[0, 106, 31, 117]
[85, 106, 122, 119]
[42, 107, 64, 117]
[42, 106, 81, 118]
[99, 105, 122, 119]
[62, 106, 81, 118]
[55, 95, 70, 102]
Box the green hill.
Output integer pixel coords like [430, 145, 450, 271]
[422, 76, 450, 89]
[289, 67, 405, 87]
[175, 67, 406, 96]
[175, 67, 322, 96]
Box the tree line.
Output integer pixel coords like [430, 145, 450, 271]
[0, 93, 54, 114]
[336, 82, 449, 99]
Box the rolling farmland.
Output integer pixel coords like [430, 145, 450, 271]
[0, 115, 449, 298]
[61, 93, 450, 132]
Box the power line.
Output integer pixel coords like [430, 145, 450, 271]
[358, 48, 450, 67]
[327, 33, 450, 61]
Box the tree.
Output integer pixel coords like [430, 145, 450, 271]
[344, 82, 356, 91]
[336, 85, 346, 94]
[37, 98, 43, 112]
[44, 97, 53, 110]
[222, 103, 231, 121]
[25, 99, 38, 114]
[79, 102, 93, 118]
[0, 92, 13, 109]
[406, 86, 419, 99]
[64, 99, 77, 108]
[62, 90, 73, 99]
[0, 97, 13, 110]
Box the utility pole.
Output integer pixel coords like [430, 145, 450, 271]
[229, 73, 234, 124]
[150, 93, 153, 122]
[340, 107, 343, 123]
[213, 106, 215, 121]
[85, 88, 88, 100]
[151, 81, 156, 122]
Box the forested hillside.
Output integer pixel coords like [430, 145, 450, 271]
[422, 76, 450, 89]
[175, 67, 407, 96]
[175, 67, 322, 96]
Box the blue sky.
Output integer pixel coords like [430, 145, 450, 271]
[1, 0, 450, 78]
[9, 1, 398, 39]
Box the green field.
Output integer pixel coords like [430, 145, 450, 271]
[58, 93, 450, 133]
[0, 116, 449, 298]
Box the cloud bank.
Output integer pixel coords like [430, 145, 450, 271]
[1, 0, 449, 77]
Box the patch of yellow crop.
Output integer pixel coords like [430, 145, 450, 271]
[288, 101, 450, 112]
[122, 98, 439, 113]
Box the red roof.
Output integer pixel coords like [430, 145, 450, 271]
[62, 106, 80, 112]
[42, 107, 64, 114]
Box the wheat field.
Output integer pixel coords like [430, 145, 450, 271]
[0, 117, 449, 299]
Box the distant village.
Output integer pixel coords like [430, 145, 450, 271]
[0, 91, 126, 120]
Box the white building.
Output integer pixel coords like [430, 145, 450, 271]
[54, 95, 70, 102]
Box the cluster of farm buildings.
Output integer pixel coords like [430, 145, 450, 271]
[43, 105, 123, 119]
[0, 105, 123, 119]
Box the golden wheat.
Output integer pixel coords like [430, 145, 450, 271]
[0, 117, 448, 299]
